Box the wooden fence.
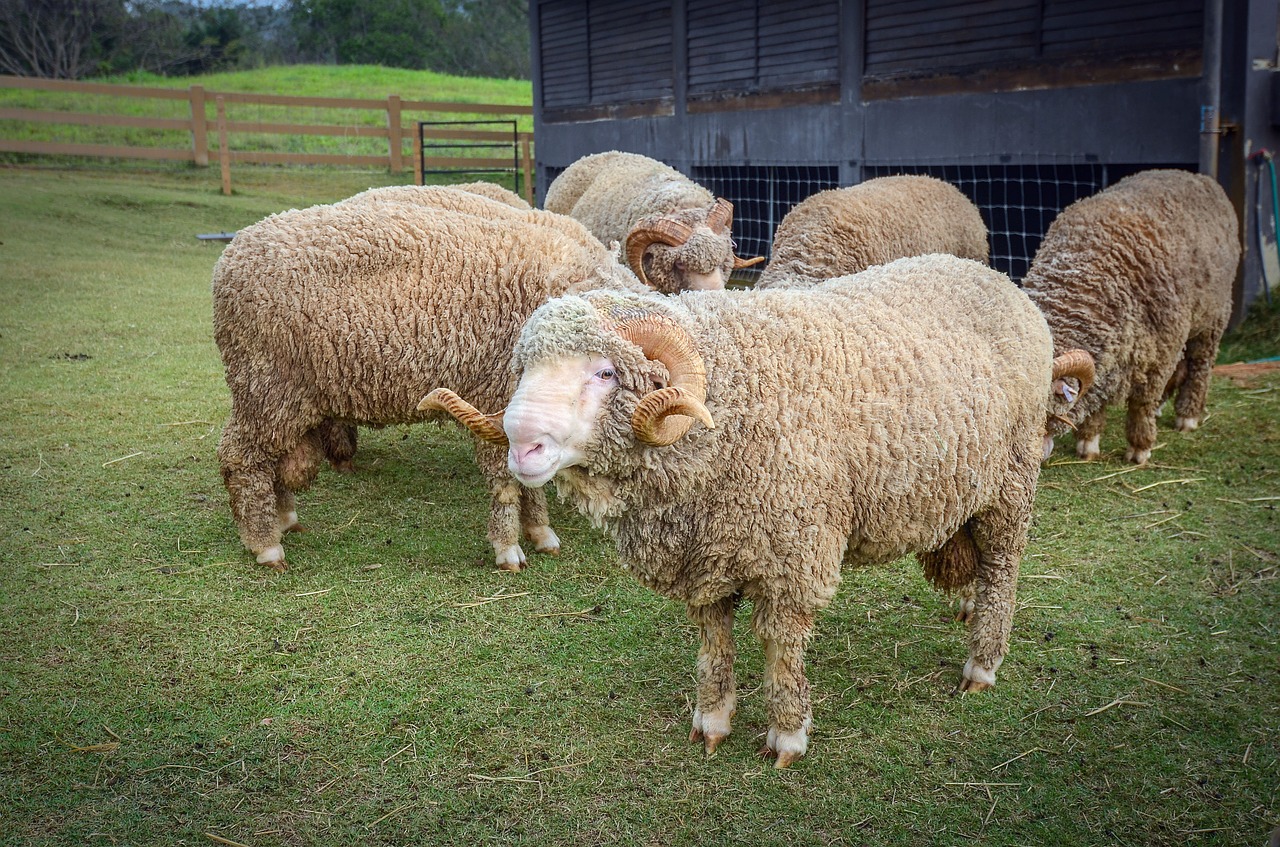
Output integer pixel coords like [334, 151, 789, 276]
[0, 75, 535, 202]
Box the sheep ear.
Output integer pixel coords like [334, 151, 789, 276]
[1053, 378, 1078, 404]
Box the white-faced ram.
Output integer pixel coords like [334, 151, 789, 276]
[431, 254, 1090, 767]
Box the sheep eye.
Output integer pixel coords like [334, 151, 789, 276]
[595, 368, 616, 381]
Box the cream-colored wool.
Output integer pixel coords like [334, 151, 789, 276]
[448, 181, 531, 209]
[757, 175, 990, 288]
[212, 201, 642, 572]
[492, 254, 1053, 765]
[543, 150, 742, 291]
[1025, 169, 1241, 464]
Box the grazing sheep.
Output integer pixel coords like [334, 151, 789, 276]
[544, 150, 762, 293]
[212, 200, 645, 572]
[1027, 169, 1241, 464]
[756, 175, 990, 288]
[431, 254, 1078, 767]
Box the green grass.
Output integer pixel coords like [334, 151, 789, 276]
[0, 65, 533, 168]
[1, 165, 1277, 846]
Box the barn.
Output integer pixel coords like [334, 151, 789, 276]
[527, 0, 1280, 319]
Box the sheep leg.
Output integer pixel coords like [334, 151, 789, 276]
[687, 597, 737, 755]
[474, 441, 528, 571]
[519, 487, 561, 556]
[1173, 331, 1222, 432]
[317, 419, 357, 473]
[1073, 406, 1107, 461]
[959, 460, 1033, 693]
[1124, 381, 1163, 465]
[217, 422, 289, 571]
[753, 603, 814, 768]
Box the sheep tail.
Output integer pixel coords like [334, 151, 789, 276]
[919, 525, 979, 592]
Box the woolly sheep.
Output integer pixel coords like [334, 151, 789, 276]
[544, 150, 762, 293]
[212, 200, 646, 572]
[756, 175, 990, 288]
[301, 184, 604, 476]
[430, 254, 1076, 767]
[1028, 169, 1241, 464]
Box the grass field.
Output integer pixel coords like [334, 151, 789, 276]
[0, 161, 1277, 847]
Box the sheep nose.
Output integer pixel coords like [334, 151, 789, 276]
[513, 441, 544, 465]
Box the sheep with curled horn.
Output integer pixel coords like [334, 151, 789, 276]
[544, 150, 762, 293]
[429, 253, 1095, 767]
[1027, 169, 1240, 465]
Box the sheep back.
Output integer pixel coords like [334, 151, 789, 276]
[543, 150, 714, 247]
[213, 201, 611, 433]
[758, 175, 989, 288]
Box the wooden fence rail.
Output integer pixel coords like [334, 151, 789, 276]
[0, 75, 535, 202]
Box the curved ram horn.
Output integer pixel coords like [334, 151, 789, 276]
[417, 388, 509, 445]
[1051, 349, 1096, 399]
[605, 312, 714, 447]
[707, 199, 765, 269]
[706, 198, 734, 233]
[624, 219, 696, 288]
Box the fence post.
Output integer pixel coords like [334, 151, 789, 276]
[189, 85, 208, 166]
[413, 122, 423, 186]
[387, 95, 403, 173]
[520, 134, 534, 207]
[216, 95, 231, 195]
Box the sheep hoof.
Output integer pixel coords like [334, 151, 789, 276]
[494, 544, 527, 572]
[953, 598, 975, 624]
[526, 526, 562, 556]
[538, 544, 561, 557]
[1124, 446, 1151, 465]
[774, 750, 804, 769]
[255, 545, 287, 573]
[1175, 416, 1198, 432]
[957, 678, 992, 694]
[285, 522, 308, 534]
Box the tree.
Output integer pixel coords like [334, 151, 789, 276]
[0, 0, 124, 78]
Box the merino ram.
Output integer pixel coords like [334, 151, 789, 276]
[757, 175, 990, 287]
[212, 200, 648, 572]
[431, 254, 1094, 767]
[1028, 169, 1241, 464]
[544, 150, 762, 292]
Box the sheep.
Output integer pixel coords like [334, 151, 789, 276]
[295, 184, 604, 477]
[212, 199, 648, 573]
[543, 150, 762, 293]
[756, 175, 990, 288]
[429, 253, 1093, 767]
[1027, 169, 1241, 465]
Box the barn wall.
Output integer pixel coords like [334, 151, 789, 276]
[530, 0, 1280, 315]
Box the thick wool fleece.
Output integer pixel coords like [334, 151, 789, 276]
[511, 254, 1054, 745]
[448, 181, 531, 209]
[543, 150, 715, 247]
[212, 201, 638, 567]
[1024, 169, 1240, 459]
[757, 175, 990, 288]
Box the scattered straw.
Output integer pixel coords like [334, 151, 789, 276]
[293, 589, 333, 598]
[102, 451, 143, 468]
[1140, 677, 1188, 694]
[161, 420, 211, 427]
[1088, 466, 1144, 483]
[1080, 697, 1150, 718]
[532, 607, 600, 619]
[204, 835, 251, 847]
[454, 590, 531, 609]
[1142, 513, 1184, 530]
[1131, 478, 1204, 493]
[990, 747, 1046, 771]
